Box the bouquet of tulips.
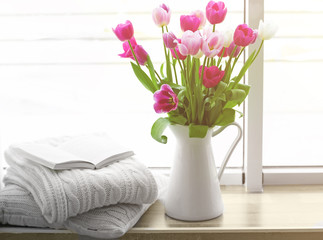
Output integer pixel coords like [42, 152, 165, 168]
[113, 1, 277, 143]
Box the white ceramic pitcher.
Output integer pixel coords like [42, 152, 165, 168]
[165, 122, 242, 221]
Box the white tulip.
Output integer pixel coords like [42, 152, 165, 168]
[258, 20, 278, 40]
[222, 28, 233, 48]
[193, 49, 204, 59]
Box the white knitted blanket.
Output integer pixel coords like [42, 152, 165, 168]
[0, 173, 168, 239]
[3, 147, 158, 224]
[0, 135, 169, 238]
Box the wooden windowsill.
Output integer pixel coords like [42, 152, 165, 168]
[1, 185, 323, 240]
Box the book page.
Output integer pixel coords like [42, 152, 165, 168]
[12, 143, 91, 168]
[58, 133, 134, 166]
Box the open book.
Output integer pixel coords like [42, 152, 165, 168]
[10, 134, 134, 170]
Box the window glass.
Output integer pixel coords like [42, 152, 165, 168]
[0, 0, 244, 168]
[263, 0, 323, 166]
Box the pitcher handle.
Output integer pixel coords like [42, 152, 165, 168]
[212, 122, 242, 181]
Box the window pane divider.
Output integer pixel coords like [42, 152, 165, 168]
[245, 0, 264, 192]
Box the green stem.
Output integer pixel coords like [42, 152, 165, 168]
[223, 45, 238, 83]
[229, 45, 238, 60]
[231, 46, 245, 72]
[197, 57, 208, 124]
[186, 56, 190, 86]
[217, 48, 226, 67]
[213, 24, 216, 32]
[186, 56, 196, 123]
[128, 40, 140, 67]
[200, 57, 208, 83]
[154, 69, 162, 82]
[251, 40, 264, 64]
[183, 104, 191, 124]
[172, 63, 178, 84]
[174, 49, 184, 73]
[161, 27, 168, 63]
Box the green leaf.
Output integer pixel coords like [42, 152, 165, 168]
[219, 93, 226, 102]
[172, 58, 177, 66]
[235, 109, 244, 118]
[223, 61, 232, 83]
[215, 109, 236, 126]
[203, 97, 216, 111]
[232, 50, 256, 87]
[146, 55, 158, 89]
[160, 80, 184, 91]
[177, 89, 187, 102]
[168, 114, 187, 125]
[131, 62, 157, 93]
[209, 101, 223, 126]
[160, 63, 165, 78]
[151, 117, 170, 144]
[223, 89, 247, 109]
[236, 83, 251, 95]
[213, 81, 227, 99]
[189, 124, 209, 138]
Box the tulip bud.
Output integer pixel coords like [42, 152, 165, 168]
[227, 42, 241, 58]
[152, 4, 171, 27]
[206, 1, 227, 25]
[170, 39, 187, 60]
[153, 84, 178, 113]
[163, 32, 178, 49]
[222, 28, 233, 48]
[233, 24, 256, 47]
[134, 45, 148, 66]
[258, 20, 278, 40]
[178, 30, 202, 56]
[180, 15, 201, 32]
[193, 49, 204, 59]
[191, 10, 206, 30]
[201, 31, 224, 58]
[112, 20, 134, 42]
[199, 66, 225, 88]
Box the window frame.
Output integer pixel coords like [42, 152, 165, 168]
[1, 0, 323, 190]
[245, 0, 323, 190]
[244, 0, 264, 192]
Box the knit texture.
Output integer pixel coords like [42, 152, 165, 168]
[0, 134, 169, 238]
[0, 184, 64, 229]
[4, 148, 158, 224]
[0, 173, 169, 239]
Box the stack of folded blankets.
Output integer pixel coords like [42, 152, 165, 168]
[0, 134, 168, 239]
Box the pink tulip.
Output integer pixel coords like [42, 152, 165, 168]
[112, 20, 134, 42]
[199, 66, 225, 88]
[227, 42, 241, 57]
[163, 32, 178, 49]
[251, 29, 258, 44]
[153, 84, 178, 113]
[206, 1, 227, 25]
[152, 4, 171, 27]
[119, 37, 148, 65]
[217, 47, 228, 57]
[180, 14, 201, 32]
[233, 24, 257, 47]
[170, 39, 187, 60]
[134, 45, 148, 65]
[201, 31, 224, 58]
[178, 30, 202, 56]
[119, 37, 138, 59]
[191, 10, 206, 30]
